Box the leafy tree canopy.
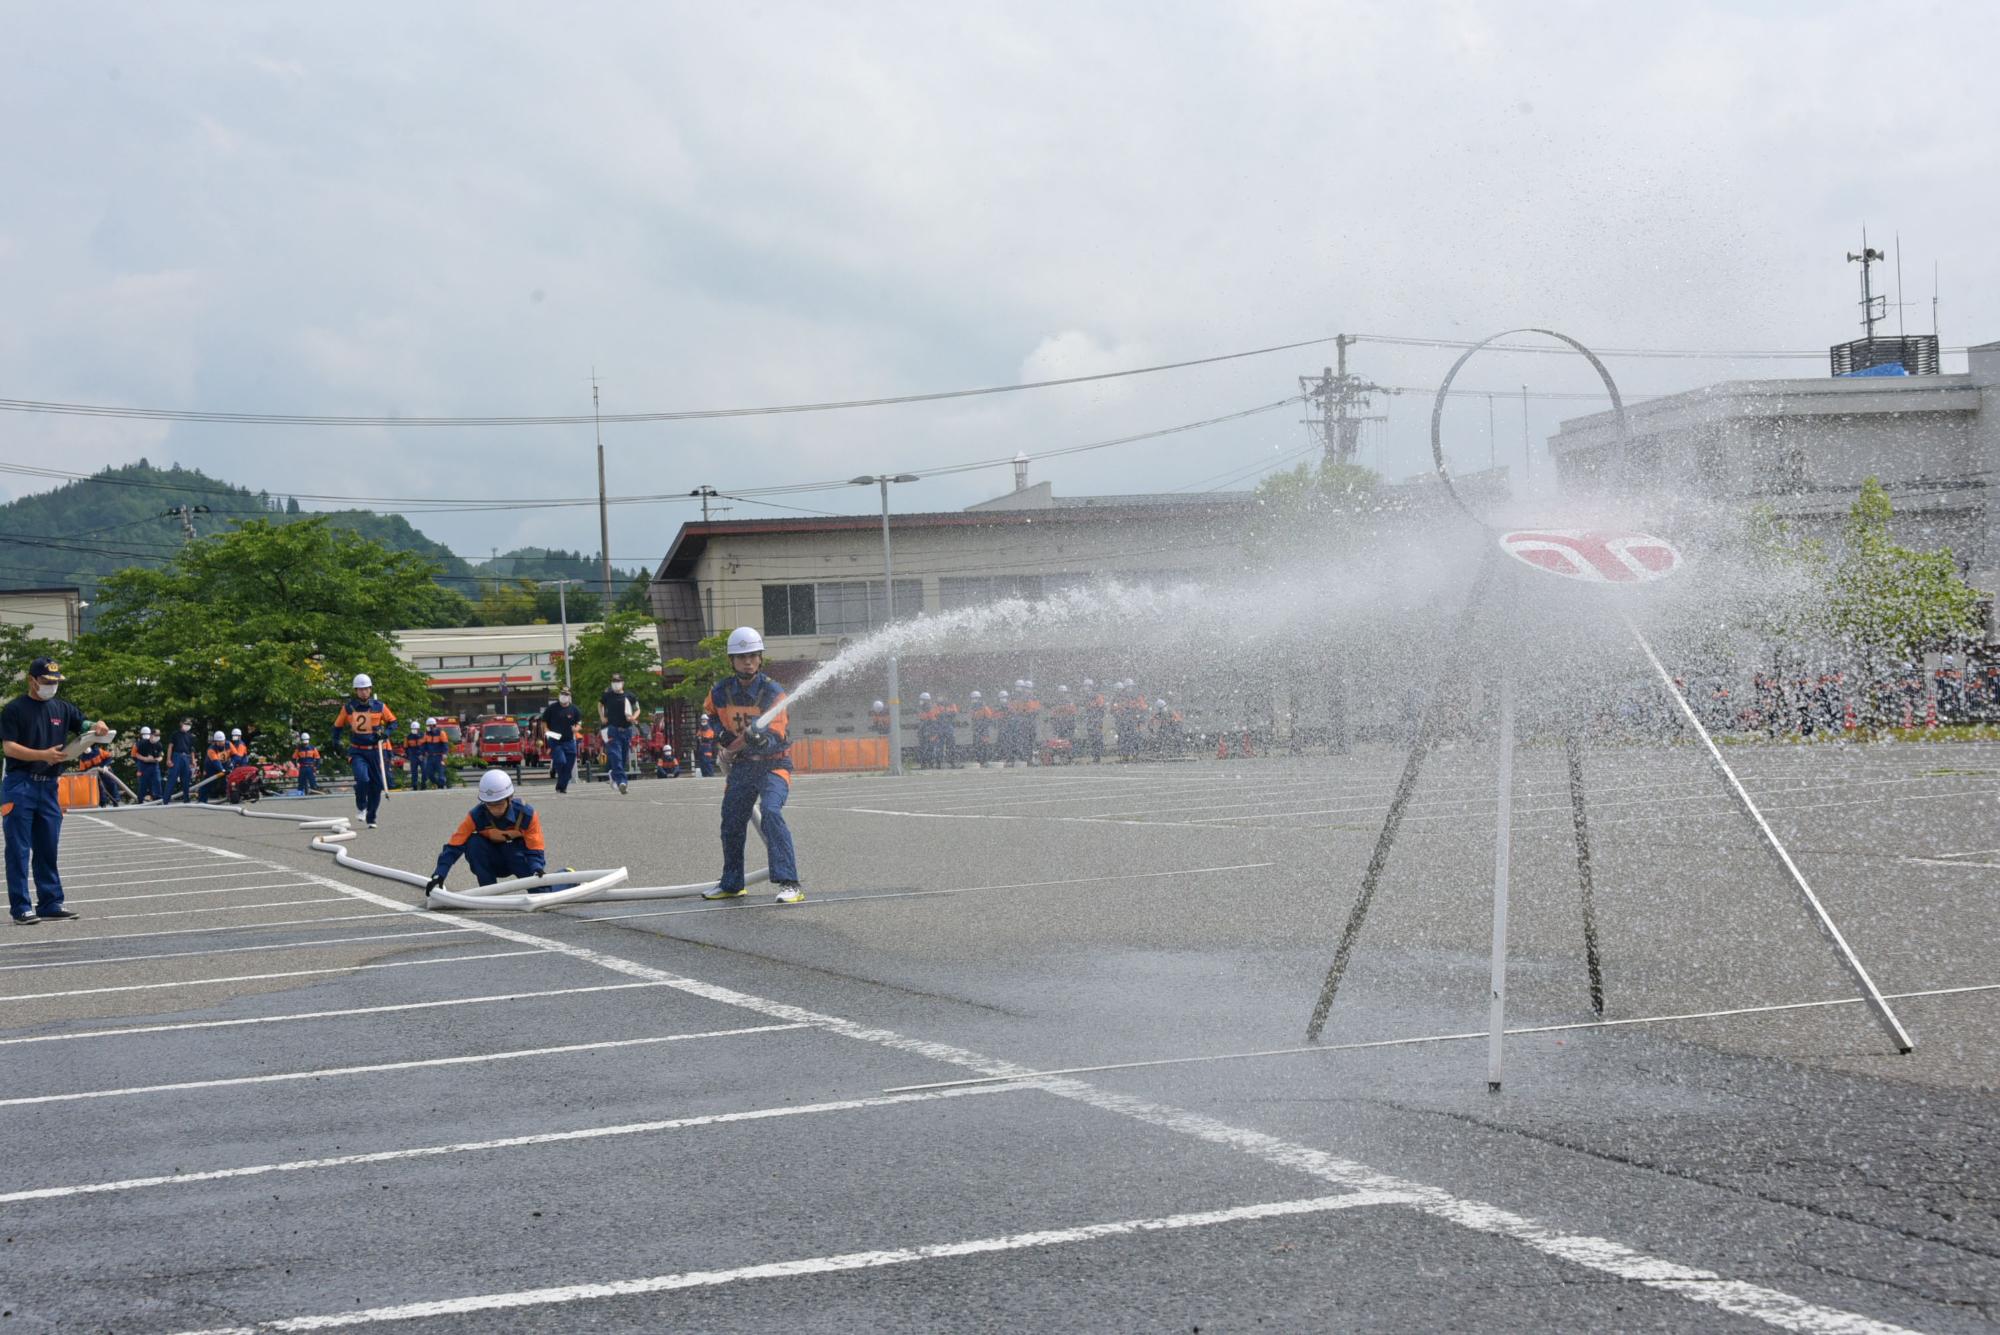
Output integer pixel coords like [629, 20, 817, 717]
[661, 631, 731, 707]
[61, 518, 452, 747]
[1825, 477, 1984, 662]
[568, 611, 665, 716]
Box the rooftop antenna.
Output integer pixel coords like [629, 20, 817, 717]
[1847, 228, 1887, 339]
[1895, 233, 1907, 340]
[1932, 261, 1941, 342]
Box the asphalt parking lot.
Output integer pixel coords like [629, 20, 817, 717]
[2, 740, 1996, 1332]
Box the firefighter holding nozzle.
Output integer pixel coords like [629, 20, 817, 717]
[701, 627, 805, 905]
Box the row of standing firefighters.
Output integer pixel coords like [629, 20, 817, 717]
[869, 679, 1189, 767]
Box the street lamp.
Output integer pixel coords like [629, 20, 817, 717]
[851, 473, 920, 775]
[535, 578, 584, 690]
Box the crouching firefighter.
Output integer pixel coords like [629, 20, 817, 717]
[701, 627, 805, 905]
[423, 769, 570, 894]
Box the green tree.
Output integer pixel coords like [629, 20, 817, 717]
[66, 518, 454, 750]
[1241, 460, 1381, 567]
[1826, 477, 1983, 662]
[568, 611, 664, 716]
[0, 623, 64, 696]
[661, 631, 730, 707]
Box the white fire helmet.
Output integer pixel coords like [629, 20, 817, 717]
[477, 769, 516, 803]
[425, 717, 437, 727]
[139, 726, 152, 738]
[726, 627, 766, 655]
[1058, 684, 1069, 693]
[212, 731, 226, 743]
[1082, 678, 1094, 688]
[998, 689, 1010, 700]
[1024, 679, 1034, 691]
[352, 673, 373, 690]
[300, 732, 311, 743]
[919, 692, 931, 702]
[873, 700, 886, 711]
[231, 728, 242, 739]
[970, 690, 982, 701]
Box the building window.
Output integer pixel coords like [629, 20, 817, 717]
[763, 584, 817, 637]
[440, 655, 472, 669]
[939, 574, 1085, 609]
[411, 656, 444, 670]
[812, 579, 921, 635]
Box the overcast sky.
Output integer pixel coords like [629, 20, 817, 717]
[2, 1, 1994, 565]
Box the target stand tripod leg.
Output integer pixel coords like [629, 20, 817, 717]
[1306, 553, 1500, 1044]
[1624, 613, 1915, 1054]
[1563, 729, 1606, 1018]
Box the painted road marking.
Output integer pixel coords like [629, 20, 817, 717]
[0, 1023, 809, 1108]
[2, 1083, 1031, 1203]
[0, 981, 672, 1047]
[582, 861, 1277, 923]
[0, 949, 546, 1004]
[0, 928, 480, 979]
[0, 910, 436, 955]
[161, 1192, 1417, 1335]
[101, 814, 1942, 1334]
[77, 880, 320, 904]
[88, 896, 355, 921]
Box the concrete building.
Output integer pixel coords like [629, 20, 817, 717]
[1548, 339, 2000, 592]
[648, 486, 1259, 740]
[393, 624, 572, 718]
[0, 586, 84, 642]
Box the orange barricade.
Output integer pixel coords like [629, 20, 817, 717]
[57, 773, 100, 809]
[788, 736, 891, 774]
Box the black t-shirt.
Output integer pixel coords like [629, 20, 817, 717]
[541, 702, 582, 738]
[600, 690, 635, 727]
[135, 738, 163, 761]
[0, 693, 85, 778]
[169, 727, 198, 756]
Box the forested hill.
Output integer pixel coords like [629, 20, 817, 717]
[0, 463, 647, 624]
[0, 461, 476, 596]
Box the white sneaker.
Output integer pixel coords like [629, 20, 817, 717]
[367, 821, 378, 829]
[773, 883, 805, 905]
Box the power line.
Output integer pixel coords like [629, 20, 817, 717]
[0, 334, 1348, 428]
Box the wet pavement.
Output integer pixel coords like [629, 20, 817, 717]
[2, 741, 1995, 1332]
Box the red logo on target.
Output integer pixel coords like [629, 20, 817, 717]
[1499, 529, 1682, 583]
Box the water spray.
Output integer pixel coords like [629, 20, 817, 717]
[1303, 326, 1915, 1087]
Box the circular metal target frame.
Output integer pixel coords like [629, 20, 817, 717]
[1430, 328, 1629, 529]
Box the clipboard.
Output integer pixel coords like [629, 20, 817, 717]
[62, 728, 116, 761]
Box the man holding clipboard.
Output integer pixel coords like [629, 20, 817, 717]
[0, 657, 109, 925]
[540, 689, 582, 794]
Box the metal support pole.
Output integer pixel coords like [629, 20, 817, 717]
[1487, 665, 1515, 1091]
[1623, 612, 1914, 1053]
[557, 581, 571, 691]
[880, 478, 903, 777]
[1563, 729, 1606, 1017]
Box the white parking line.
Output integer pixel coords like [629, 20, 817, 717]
[0, 910, 425, 956]
[71, 868, 318, 892]
[162, 1192, 1416, 1335]
[0, 1022, 809, 1108]
[88, 896, 356, 922]
[76, 880, 318, 904]
[2, 1082, 1029, 1202]
[0, 928, 479, 980]
[0, 948, 545, 1004]
[108, 814, 1938, 1335]
[0, 981, 674, 1047]
[583, 861, 1278, 923]
[56, 859, 241, 879]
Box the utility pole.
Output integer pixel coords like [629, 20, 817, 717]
[535, 578, 583, 690]
[689, 485, 719, 525]
[164, 503, 210, 542]
[1300, 334, 1389, 466]
[593, 371, 614, 607]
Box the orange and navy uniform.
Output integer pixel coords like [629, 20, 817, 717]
[204, 742, 231, 773]
[77, 745, 110, 772]
[704, 673, 790, 782]
[331, 696, 397, 756]
[867, 707, 890, 735]
[1050, 696, 1079, 740]
[228, 740, 249, 764]
[294, 745, 321, 766]
[432, 798, 546, 881]
[970, 701, 1001, 742]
